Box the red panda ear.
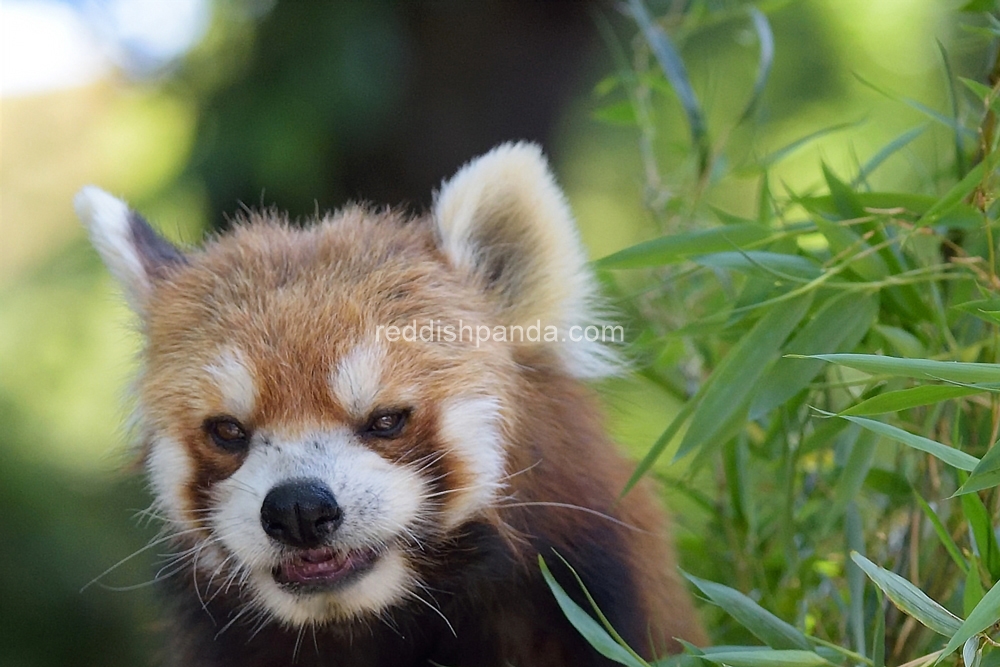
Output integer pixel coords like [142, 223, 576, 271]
[74, 186, 186, 316]
[433, 142, 617, 377]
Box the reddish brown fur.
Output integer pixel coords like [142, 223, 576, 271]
[127, 204, 705, 663]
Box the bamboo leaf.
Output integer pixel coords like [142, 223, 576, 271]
[753, 121, 857, 169]
[628, 0, 709, 174]
[955, 441, 1000, 495]
[676, 293, 813, 460]
[917, 156, 992, 227]
[803, 354, 1000, 384]
[693, 251, 822, 280]
[739, 8, 774, 123]
[595, 223, 771, 269]
[855, 73, 976, 138]
[913, 489, 968, 574]
[698, 651, 831, 667]
[850, 552, 963, 637]
[538, 556, 647, 667]
[853, 126, 928, 187]
[939, 576, 1000, 658]
[964, 555, 984, 617]
[841, 384, 987, 416]
[959, 484, 1000, 580]
[828, 413, 980, 471]
[751, 293, 877, 420]
[682, 572, 811, 650]
[827, 432, 878, 528]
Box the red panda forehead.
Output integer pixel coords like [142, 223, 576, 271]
[139, 211, 511, 429]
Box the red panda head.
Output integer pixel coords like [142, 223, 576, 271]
[75, 143, 617, 628]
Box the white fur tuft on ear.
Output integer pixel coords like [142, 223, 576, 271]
[74, 186, 184, 315]
[433, 142, 618, 378]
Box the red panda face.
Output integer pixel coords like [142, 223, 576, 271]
[75, 143, 615, 629]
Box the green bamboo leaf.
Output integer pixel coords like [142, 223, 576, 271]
[751, 293, 877, 419]
[826, 432, 877, 528]
[592, 100, 639, 127]
[940, 576, 1000, 658]
[917, 157, 991, 227]
[964, 555, 984, 617]
[694, 251, 821, 280]
[822, 163, 866, 219]
[676, 292, 814, 460]
[698, 651, 831, 667]
[873, 325, 926, 357]
[961, 77, 998, 107]
[739, 8, 774, 123]
[853, 126, 928, 187]
[841, 385, 987, 416]
[850, 552, 963, 637]
[913, 489, 968, 574]
[872, 589, 885, 667]
[538, 556, 647, 667]
[938, 41, 967, 179]
[628, 0, 709, 174]
[956, 442, 1000, 495]
[753, 121, 857, 169]
[812, 217, 888, 281]
[855, 73, 976, 138]
[959, 484, 1000, 580]
[804, 354, 1000, 384]
[954, 298, 1000, 326]
[621, 397, 696, 497]
[595, 223, 771, 269]
[828, 413, 979, 471]
[845, 505, 867, 654]
[682, 572, 811, 650]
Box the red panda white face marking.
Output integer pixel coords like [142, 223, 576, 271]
[70, 143, 706, 656]
[206, 348, 257, 418]
[436, 396, 505, 529]
[329, 342, 387, 417]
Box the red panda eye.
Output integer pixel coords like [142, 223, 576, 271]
[204, 417, 250, 452]
[365, 410, 408, 438]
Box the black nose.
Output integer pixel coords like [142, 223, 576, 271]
[260, 479, 343, 548]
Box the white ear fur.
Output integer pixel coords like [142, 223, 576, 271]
[74, 186, 183, 315]
[433, 142, 617, 378]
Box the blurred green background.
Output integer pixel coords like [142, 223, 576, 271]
[0, 0, 989, 664]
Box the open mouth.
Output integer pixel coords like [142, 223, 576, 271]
[272, 546, 379, 591]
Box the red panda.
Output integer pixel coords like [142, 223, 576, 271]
[75, 142, 706, 666]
